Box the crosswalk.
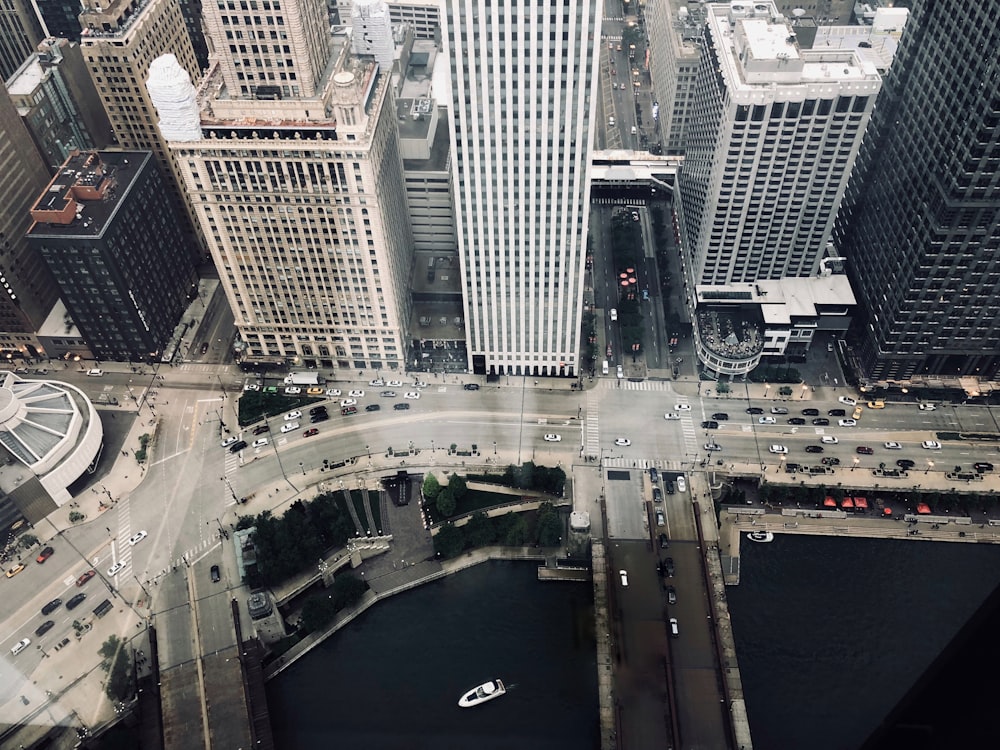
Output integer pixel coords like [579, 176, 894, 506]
[584, 389, 602, 458]
[107, 501, 134, 579]
[603, 456, 689, 471]
[601, 377, 676, 392]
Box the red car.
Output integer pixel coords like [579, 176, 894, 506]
[76, 569, 96, 586]
[303, 428, 319, 437]
[856, 446, 874, 455]
[36, 546, 54, 564]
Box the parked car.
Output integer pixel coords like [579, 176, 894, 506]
[896, 459, 916, 469]
[325, 388, 342, 397]
[36, 546, 55, 564]
[5, 563, 25, 578]
[666, 481, 675, 495]
[284, 386, 301, 395]
[665, 557, 675, 577]
[463, 383, 480, 391]
[284, 410, 302, 421]
[821, 457, 841, 466]
[303, 428, 319, 437]
[667, 586, 677, 605]
[652, 487, 663, 503]
[210, 565, 221, 583]
[669, 618, 679, 638]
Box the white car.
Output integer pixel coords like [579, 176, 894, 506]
[368, 379, 385, 387]
[821, 436, 839, 444]
[543, 434, 562, 442]
[325, 388, 342, 397]
[280, 422, 300, 433]
[675, 404, 692, 411]
[838, 419, 857, 427]
[884, 441, 902, 450]
[664, 413, 680, 420]
[619, 570, 628, 587]
[387, 380, 404, 388]
[348, 390, 365, 398]
[677, 476, 687, 493]
[340, 399, 357, 407]
[284, 410, 302, 421]
[614, 437, 631, 446]
[758, 416, 776, 424]
[243, 383, 261, 391]
[412, 381, 428, 389]
[10, 637, 30, 655]
[921, 440, 942, 450]
[252, 438, 269, 448]
[768, 445, 788, 454]
[838, 396, 858, 406]
[704, 443, 721, 451]
[616, 365, 624, 379]
[128, 530, 147, 546]
[220, 436, 239, 448]
[918, 403, 937, 411]
[610, 308, 618, 321]
[107, 561, 126, 577]
[404, 391, 421, 400]
[284, 386, 301, 395]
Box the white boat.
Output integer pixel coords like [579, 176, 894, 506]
[458, 679, 506, 708]
[746, 531, 774, 543]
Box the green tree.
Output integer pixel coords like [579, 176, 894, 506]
[331, 573, 367, 609]
[99, 636, 134, 703]
[436, 488, 456, 517]
[19, 533, 38, 549]
[299, 595, 338, 634]
[434, 522, 465, 559]
[536, 502, 562, 546]
[448, 473, 469, 501]
[465, 511, 496, 547]
[423, 473, 441, 501]
[498, 512, 528, 546]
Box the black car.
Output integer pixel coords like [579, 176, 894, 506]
[711, 412, 729, 421]
[896, 459, 916, 470]
[666, 481, 675, 495]
[828, 408, 846, 417]
[805, 445, 824, 453]
[785, 462, 800, 473]
[658, 533, 669, 549]
[35, 620, 55, 637]
[66, 593, 87, 610]
[974, 462, 994, 473]
[41, 598, 62, 616]
[379, 390, 397, 397]
[664, 557, 675, 577]
[310, 412, 330, 423]
[821, 457, 841, 466]
[463, 383, 480, 391]
[746, 407, 764, 414]
[210, 565, 221, 583]
[229, 440, 248, 453]
[701, 420, 719, 429]
[812, 418, 830, 426]
[649, 467, 658, 483]
[652, 487, 663, 503]
[365, 404, 381, 412]
[309, 405, 328, 415]
[394, 403, 410, 411]
[787, 417, 806, 425]
[802, 408, 820, 416]
[251, 424, 269, 435]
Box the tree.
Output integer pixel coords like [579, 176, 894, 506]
[331, 573, 367, 609]
[19, 533, 38, 549]
[436, 488, 456, 517]
[536, 502, 562, 546]
[423, 473, 441, 501]
[299, 595, 338, 634]
[498, 512, 528, 546]
[434, 522, 465, 559]
[99, 635, 133, 703]
[465, 511, 496, 547]
[448, 473, 468, 501]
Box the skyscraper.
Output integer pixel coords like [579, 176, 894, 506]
[0, 0, 44, 81]
[444, 0, 602, 377]
[834, 1, 1000, 382]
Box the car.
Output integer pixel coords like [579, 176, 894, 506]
[309, 405, 328, 415]
[35, 620, 55, 637]
[675, 404, 692, 411]
[677, 476, 686, 492]
[704, 443, 721, 451]
[368, 379, 385, 387]
[280, 421, 300, 433]
[41, 598, 62, 615]
[921, 440, 942, 450]
[802, 408, 820, 416]
[758, 417, 776, 424]
[619, 570, 628, 587]
[666, 480, 675, 495]
[918, 403, 937, 411]
[306, 387, 324, 395]
[805, 445, 824, 453]
[652, 487, 663, 503]
[821, 436, 839, 444]
[667, 586, 677, 605]
[856, 446, 874, 455]
[821, 457, 841, 466]
[210, 565, 221, 583]
[884, 441, 902, 450]
[543, 434, 562, 442]
[365, 404, 381, 412]
[649, 467, 659, 483]
[128, 530, 147, 546]
[614, 438, 631, 446]
[387, 380, 404, 388]
[325, 388, 342, 397]
[341, 406, 358, 416]
[251, 425, 269, 435]
[769, 445, 788, 454]
[5, 563, 25, 578]
[812, 418, 831, 426]
[853, 406, 864, 420]
[243, 383, 261, 391]
[788, 417, 806, 425]
[348, 390, 365, 398]
[463, 383, 480, 391]
[66, 592, 87, 610]
[669, 618, 679, 638]
[839, 396, 858, 405]
[745, 407, 764, 414]
[711, 412, 729, 421]
[284, 386, 302, 395]
[10, 638, 30, 655]
[838, 419, 857, 427]
[284, 410, 302, 421]
[36, 546, 55, 564]
[379, 390, 397, 398]
[658, 533, 669, 549]
[664, 413, 680, 420]
[665, 557, 675, 576]
[701, 420, 719, 429]
[228, 440, 248, 453]
[974, 462, 994, 473]
[610, 308, 618, 321]
[412, 381, 428, 389]
[404, 391, 421, 400]
[75, 569, 96, 586]
[303, 428, 319, 437]
[252, 438, 269, 448]
[340, 399, 357, 407]
[616, 365, 624, 379]
[220, 436, 239, 448]
[896, 459, 916, 469]
[87, 368, 104, 377]
[631, 211, 640, 221]
[828, 409, 846, 417]
[770, 406, 789, 415]
[393, 403, 410, 411]
[868, 400, 886, 409]
[107, 561, 126, 577]
[656, 510, 666, 526]
[310, 412, 329, 423]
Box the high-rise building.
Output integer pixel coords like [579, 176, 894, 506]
[443, 0, 601, 377]
[645, 0, 704, 155]
[834, 2, 1000, 382]
[333, 0, 441, 40]
[0, 85, 58, 357]
[158, 0, 413, 372]
[0, 0, 44, 81]
[31, 0, 86, 42]
[27, 150, 198, 362]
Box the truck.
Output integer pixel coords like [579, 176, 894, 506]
[283, 371, 322, 386]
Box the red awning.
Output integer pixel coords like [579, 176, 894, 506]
[883, 507, 893, 516]
[854, 497, 869, 509]
[842, 498, 855, 508]
[917, 503, 932, 514]
[824, 497, 837, 507]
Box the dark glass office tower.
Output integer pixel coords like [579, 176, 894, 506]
[835, 1, 1000, 382]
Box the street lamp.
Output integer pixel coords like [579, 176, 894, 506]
[431, 440, 435, 454]
[926, 460, 934, 475]
[493, 441, 497, 456]
[366, 444, 371, 459]
[852, 457, 859, 472]
[764, 383, 771, 399]
[800, 383, 808, 399]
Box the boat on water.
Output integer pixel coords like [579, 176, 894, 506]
[458, 679, 506, 708]
[746, 531, 774, 543]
